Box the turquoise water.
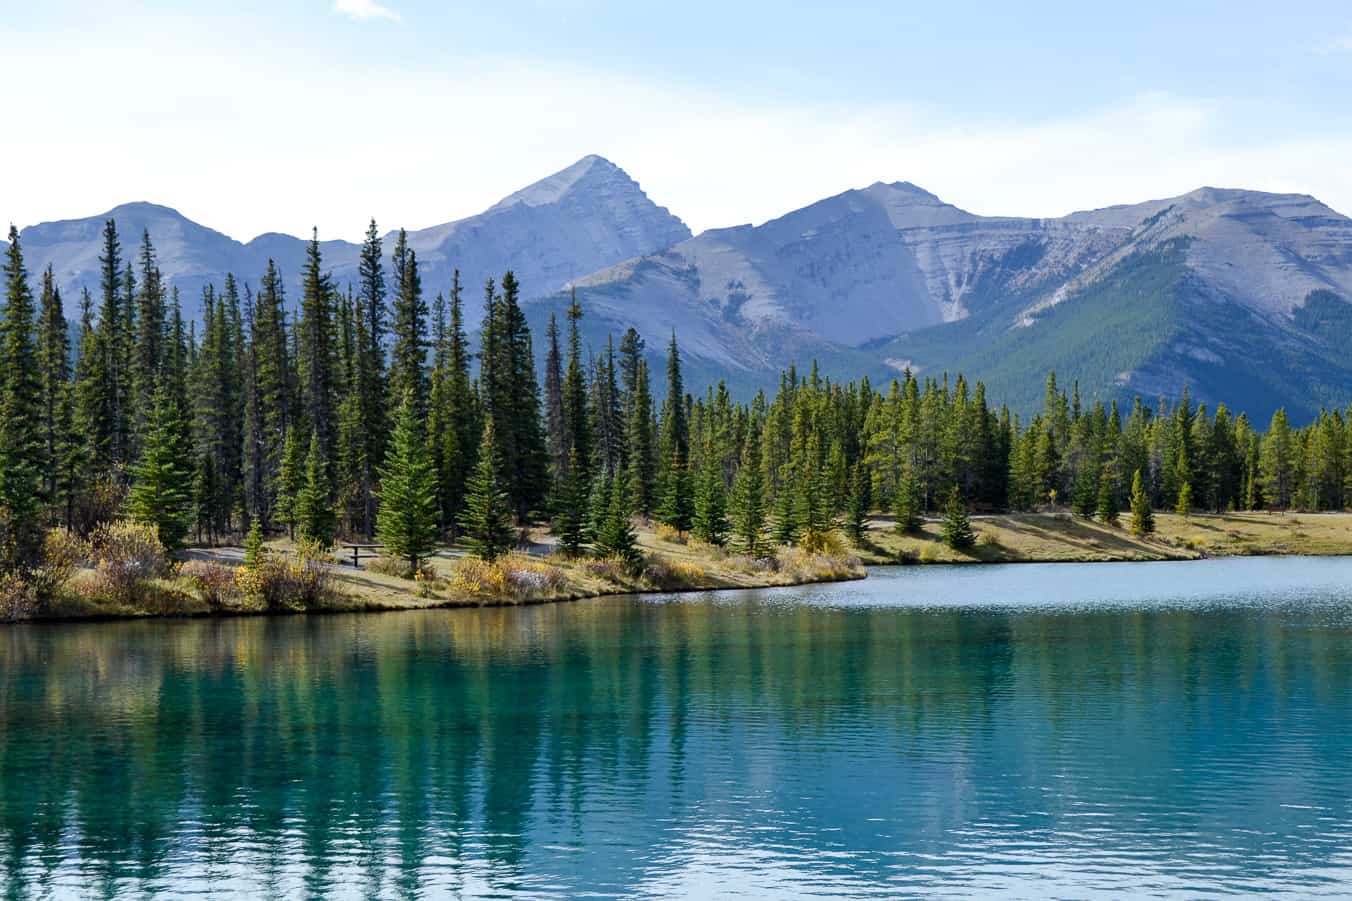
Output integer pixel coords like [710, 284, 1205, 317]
[4, 556, 1352, 897]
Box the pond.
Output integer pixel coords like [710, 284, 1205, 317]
[4, 556, 1352, 897]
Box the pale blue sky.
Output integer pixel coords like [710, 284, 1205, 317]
[3, 1, 1351, 239]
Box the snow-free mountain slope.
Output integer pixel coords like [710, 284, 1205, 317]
[14, 156, 691, 322]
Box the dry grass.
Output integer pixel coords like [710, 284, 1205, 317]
[854, 510, 1352, 565]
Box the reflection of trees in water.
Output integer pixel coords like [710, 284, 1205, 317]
[1, 598, 1351, 894]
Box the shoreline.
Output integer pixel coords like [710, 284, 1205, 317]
[12, 511, 1352, 624]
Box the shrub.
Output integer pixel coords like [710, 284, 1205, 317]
[0, 573, 38, 622]
[181, 560, 241, 611]
[235, 555, 331, 612]
[447, 554, 568, 602]
[88, 521, 168, 602]
[28, 527, 85, 599]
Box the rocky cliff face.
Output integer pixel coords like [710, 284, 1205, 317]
[14, 155, 691, 321]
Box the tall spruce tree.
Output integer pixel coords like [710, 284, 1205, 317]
[35, 267, 73, 521]
[594, 471, 641, 568]
[729, 428, 767, 556]
[692, 460, 729, 547]
[377, 391, 440, 570]
[625, 357, 657, 517]
[543, 313, 566, 476]
[1130, 468, 1155, 536]
[1096, 464, 1120, 524]
[387, 229, 428, 418]
[561, 291, 590, 480]
[845, 462, 870, 543]
[296, 429, 336, 548]
[297, 231, 336, 472]
[127, 388, 193, 550]
[0, 228, 43, 567]
[463, 419, 515, 561]
[941, 485, 976, 550]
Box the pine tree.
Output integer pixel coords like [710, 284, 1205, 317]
[295, 429, 336, 548]
[795, 435, 836, 553]
[1130, 468, 1155, 536]
[543, 313, 566, 475]
[95, 219, 133, 468]
[729, 430, 767, 556]
[440, 271, 478, 530]
[894, 463, 921, 534]
[553, 448, 589, 556]
[244, 260, 291, 530]
[941, 485, 976, 550]
[845, 462, 870, 543]
[625, 357, 657, 516]
[276, 426, 305, 539]
[1096, 464, 1120, 525]
[479, 271, 548, 520]
[561, 291, 590, 480]
[463, 419, 515, 561]
[36, 266, 74, 526]
[132, 230, 166, 437]
[0, 227, 44, 567]
[1176, 481, 1193, 518]
[1259, 408, 1295, 509]
[656, 449, 694, 534]
[377, 392, 440, 571]
[357, 220, 387, 535]
[594, 472, 641, 568]
[387, 229, 428, 418]
[127, 388, 193, 550]
[772, 488, 799, 546]
[692, 460, 729, 546]
[244, 517, 267, 567]
[297, 231, 336, 470]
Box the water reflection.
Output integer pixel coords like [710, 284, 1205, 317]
[3, 558, 1352, 897]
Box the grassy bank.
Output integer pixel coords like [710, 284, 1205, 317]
[15, 511, 1352, 623]
[855, 511, 1352, 565]
[22, 523, 865, 622]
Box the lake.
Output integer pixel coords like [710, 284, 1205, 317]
[4, 556, 1352, 898]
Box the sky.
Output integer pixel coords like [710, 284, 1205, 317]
[2, 0, 1352, 241]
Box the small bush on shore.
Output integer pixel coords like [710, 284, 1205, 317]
[88, 521, 168, 602]
[181, 560, 241, 611]
[448, 554, 569, 603]
[234, 554, 331, 612]
[0, 573, 38, 622]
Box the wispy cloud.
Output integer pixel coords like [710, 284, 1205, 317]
[334, 0, 401, 23]
[1314, 32, 1352, 55]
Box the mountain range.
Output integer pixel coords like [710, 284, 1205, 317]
[7, 156, 1352, 421]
